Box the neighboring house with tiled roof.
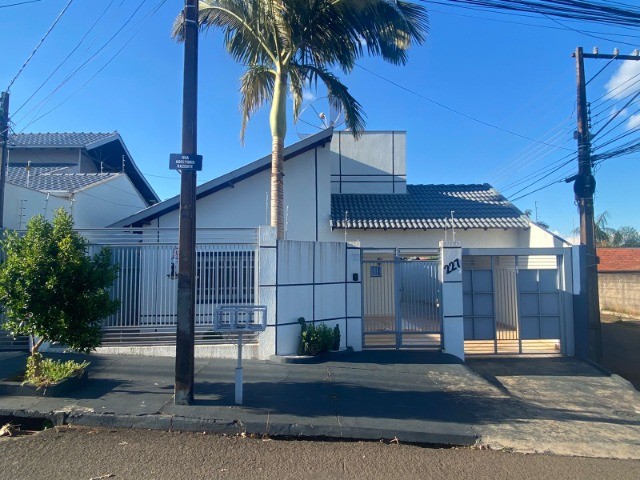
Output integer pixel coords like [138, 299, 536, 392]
[4, 132, 159, 229]
[597, 248, 640, 316]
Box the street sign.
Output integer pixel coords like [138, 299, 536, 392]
[169, 153, 202, 171]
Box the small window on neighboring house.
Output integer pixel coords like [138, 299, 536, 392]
[370, 265, 382, 278]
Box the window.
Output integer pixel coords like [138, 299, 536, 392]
[370, 264, 382, 278]
[196, 250, 255, 305]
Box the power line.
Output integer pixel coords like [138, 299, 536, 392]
[428, 6, 640, 40]
[355, 63, 573, 151]
[6, 0, 75, 91]
[420, 1, 640, 29]
[17, 0, 167, 131]
[12, 0, 118, 118]
[14, 0, 149, 128]
[0, 0, 41, 9]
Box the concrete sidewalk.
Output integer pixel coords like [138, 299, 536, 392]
[1, 350, 639, 459]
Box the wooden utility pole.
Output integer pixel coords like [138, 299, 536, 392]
[175, 0, 199, 406]
[574, 47, 601, 363]
[572, 47, 640, 363]
[0, 92, 9, 229]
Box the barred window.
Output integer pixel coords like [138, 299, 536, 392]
[196, 250, 255, 305]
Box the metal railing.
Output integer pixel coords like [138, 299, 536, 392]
[84, 228, 259, 346]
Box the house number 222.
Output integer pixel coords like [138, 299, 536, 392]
[444, 258, 460, 275]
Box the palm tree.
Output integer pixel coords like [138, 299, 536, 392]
[573, 211, 615, 246]
[173, 0, 428, 239]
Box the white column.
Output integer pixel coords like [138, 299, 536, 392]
[440, 240, 464, 361]
[257, 226, 277, 359]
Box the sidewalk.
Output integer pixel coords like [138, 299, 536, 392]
[1, 350, 639, 459]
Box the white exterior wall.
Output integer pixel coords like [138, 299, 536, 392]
[72, 175, 148, 228]
[519, 223, 569, 248]
[323, 227, 524, 249]
[273, 240, 361, 356]
[330, 131, 407, 194]
[157, 146, 332, 243]
[3, 183, 68, 230]
[8, 148, 83, 167]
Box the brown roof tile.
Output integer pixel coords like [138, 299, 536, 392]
[597, 248, 640, 272]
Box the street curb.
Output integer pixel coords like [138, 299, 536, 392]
[67, 412, 478, 446]
[0, 407, 477, 447]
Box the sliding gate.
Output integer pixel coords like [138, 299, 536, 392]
[362, 253, 441, 348]
[462, 254, 564, 354]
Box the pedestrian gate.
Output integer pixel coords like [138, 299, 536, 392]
[362, 254, 441, 348]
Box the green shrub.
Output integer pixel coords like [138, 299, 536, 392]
[332, 324, 341, 351]
[0, 209, 119, 355]
[297, 318, 341, 355]
[23, 353, 89, 388]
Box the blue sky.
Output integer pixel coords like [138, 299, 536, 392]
[2, 0, 639, 240]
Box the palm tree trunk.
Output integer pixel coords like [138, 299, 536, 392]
[270, 69, 288, 239]
[271, 136, 285, 239]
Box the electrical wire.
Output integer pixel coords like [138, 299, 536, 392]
[420, 1, 640, 29]
[355, 63, 573, 151]
[11, 0, 118, 118]
[0, 0, 41, 9]
[17, 0, 168, 131]
[428, 6, 640, 40]
[14, 0, 150, 128]
[5, 0, 75, 91]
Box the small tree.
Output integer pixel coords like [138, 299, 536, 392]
[0, 209, 119, 357]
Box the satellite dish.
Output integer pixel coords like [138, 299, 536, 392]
[295, 96, 345, 139]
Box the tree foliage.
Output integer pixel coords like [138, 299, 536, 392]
[0, 209, 119, 354]
[173, 0, 429, 238]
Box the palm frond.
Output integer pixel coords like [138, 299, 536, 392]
[295, 63, 366, 137]
[239, 64, 275, 142]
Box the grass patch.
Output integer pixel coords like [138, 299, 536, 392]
[22, 353, 89, 389]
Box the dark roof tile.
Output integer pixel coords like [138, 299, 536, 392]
[331, 184, 529, 230]
[8, 132, 114, 148]
[7, 165, 116, 193]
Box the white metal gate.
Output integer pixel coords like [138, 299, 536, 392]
[362, 254, 441, 348]
[463, 255, 563, 354]
[83, 228, 259, 346]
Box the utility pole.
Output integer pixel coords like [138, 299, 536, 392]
[175, 0, 199, 406]
[0, 92, 9, 230]
[572, 47, 640, 363]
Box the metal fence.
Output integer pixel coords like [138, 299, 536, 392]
[85, 228, 260, 346]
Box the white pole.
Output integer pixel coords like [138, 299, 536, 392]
[235, 332, 243, 405]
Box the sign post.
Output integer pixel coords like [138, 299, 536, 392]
[214, 306, 267, 405]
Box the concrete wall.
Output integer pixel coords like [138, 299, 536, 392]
[73, 175, 147, 228]
[3, 183, 68, 229]
[599, 272, 640, 317]
[330, 131, 406, 194]
[271, 239, 362, 356]
[4, 174, 146, 230]
[157, 147, 332, 243]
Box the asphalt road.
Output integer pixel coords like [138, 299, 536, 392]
[601, 314, 640, 390]
[1, 426, 639, 480]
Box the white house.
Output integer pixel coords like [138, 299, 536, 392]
[4, 132, 159, 229]
[0, 132, 160, 351]
[103, 129, 575, 360]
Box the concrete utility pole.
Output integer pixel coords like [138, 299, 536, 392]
[572, 47, 640, 363]
[0, 92, 9, 229]
[175, 0, 199, 406]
